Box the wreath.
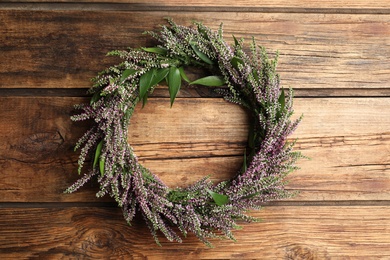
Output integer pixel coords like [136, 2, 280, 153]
[65, 20, 302, 246]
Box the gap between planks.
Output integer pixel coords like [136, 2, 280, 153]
[0, 88, 390, 97]
[1, 200, 390, 209]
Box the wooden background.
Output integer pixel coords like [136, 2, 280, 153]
[1, 1, 390, 259]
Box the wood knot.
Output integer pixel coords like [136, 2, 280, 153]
[78, 229, 115, 255]
[88, 230, 112, 249]
[285, 245, 327, 260]
[18, 131, 65, 154]
[70, 227, 137, 258]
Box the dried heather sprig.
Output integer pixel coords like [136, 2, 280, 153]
[66, 20, 303, 246]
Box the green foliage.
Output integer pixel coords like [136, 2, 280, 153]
[241, 149, 248, 173]
[279, 88, 286, 110]
[207, 189, 229, 206]
[93, 140, 103, 169]
[139, 67, 170, 107]
[90, 91, 100, 105]
[139, 68, 156, 101]
[178, 67, 190, 83]
[168, 66, 181, 106]
[276, 88, 286, 119]
[190, 76, 225, 87]
[190, 41, 214, 65]
[99, 158, 105, 177]
[120, 69, 137, 83]
[67, 19, 303, 247]
[141, 47, 167, 55]
[231, 56, 244, 70]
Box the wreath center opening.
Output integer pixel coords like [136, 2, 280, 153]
[127, 95, 249, 188]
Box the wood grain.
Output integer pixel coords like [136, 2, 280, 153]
[1, 11, 390, 90]
[0, 96, 389, 202]
[3, 0, 390, 10]
[131, 98, 390, 200]
[1, 206, 389, 259]
[1, 1, 390, 258]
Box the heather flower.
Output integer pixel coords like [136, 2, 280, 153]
[66, 20, 302, 246]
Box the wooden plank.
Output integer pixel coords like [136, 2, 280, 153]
[3, 0, 390, 10]
[289, 98, 390, 200]
[0, 97, 246, 202]
[131, 98, 390, 200]
[1, 11, 390, 90]
[0, 97, 389, 201]
[0, 97, 102, 202]
[151, 85, 390, 98]
[128, 98, 249, 145]
[0, 206, 389, 258]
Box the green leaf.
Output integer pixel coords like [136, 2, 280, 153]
[90, 91, 100, 105]
[139, 68, 169, 104]
[142, 92, 148, 108]
[207, 189, 229, 206]
[139, 68, 156, 100]
[190, 42, 213, 65]
[278, 88, 286, 111]
[178, 67, 190, 83]
[99, 158, 105, 177]
[168, 67, 181, 106]
[232, 35, 239, 47]
[93, 140, 103, 169]
[231, 56, 244, 70]
[276, 88, 285, 119]
[120, 69, 137, 83]
[241, 150, 247, 173]
[150, 68, 169, 87]
[190, 76, 225, 87]
[141, 47, 167, 55]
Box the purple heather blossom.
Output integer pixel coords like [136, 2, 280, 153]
[66, 20, 302, 246]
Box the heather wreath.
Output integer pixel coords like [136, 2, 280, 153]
[65, 19, 302, 246]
